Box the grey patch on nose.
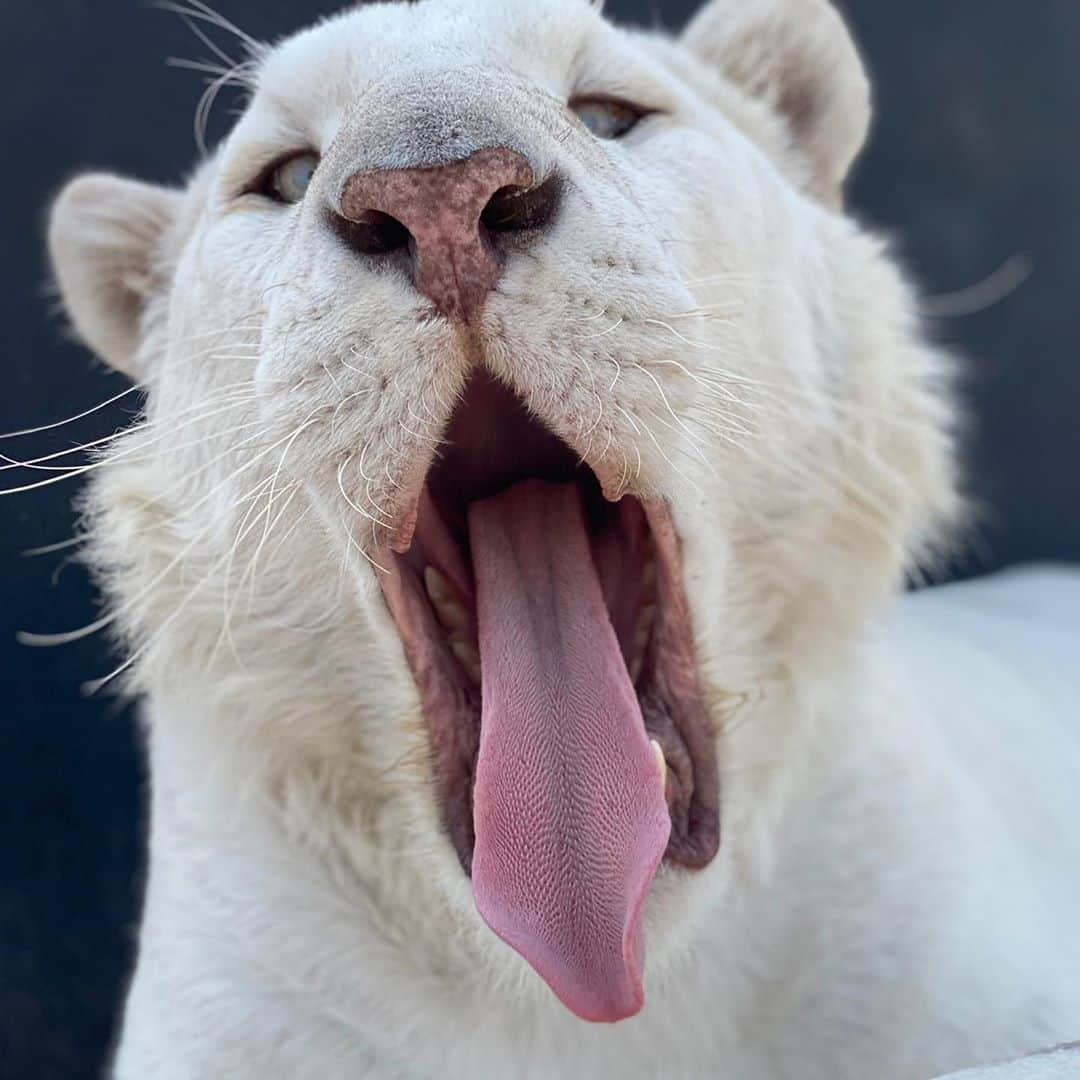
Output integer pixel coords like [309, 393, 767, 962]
[321, 65, 560, 205]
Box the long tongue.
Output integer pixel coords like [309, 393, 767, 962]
[467, 480, 670, 1023]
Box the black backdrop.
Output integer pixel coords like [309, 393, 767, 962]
[1, 2, 1077, 1076]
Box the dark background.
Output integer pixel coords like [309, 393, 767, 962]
[1, 1, 1076, 1076]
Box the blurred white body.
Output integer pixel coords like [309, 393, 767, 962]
[114, 568, 1080, 1080]
[938, 1042, 1080, 1080]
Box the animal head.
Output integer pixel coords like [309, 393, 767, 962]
[47, 0, 955, 1023]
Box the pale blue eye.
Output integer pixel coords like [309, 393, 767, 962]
[270, 152, 320, 203]
[570, 99, 645, 140]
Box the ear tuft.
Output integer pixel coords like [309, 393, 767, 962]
[48, 175, 179, 377]
[682, 0, 871, 205]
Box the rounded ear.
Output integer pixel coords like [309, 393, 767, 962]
[682, 0, 871, 206]
[48, 174, 180, 377]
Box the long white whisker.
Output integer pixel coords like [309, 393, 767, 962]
[210, 472, 284, 668]
[23, 536, 83, 558]
[630, 361, 713, 449]
[18, 470, 277, 649]
[0, 394, 264, 483]
[238, 481, 302, 618]
[337, 457, 394, 528]
[614, 407, 643, 481]
[343, 520, 391, 577]
[82, 489, 286, 695]
[153, 0, 261, 54]
[0, 385, 141, 441]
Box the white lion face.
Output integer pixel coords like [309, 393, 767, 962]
[48, 0, 955, 1023]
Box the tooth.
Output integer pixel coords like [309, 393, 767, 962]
[641, 558, 657, 593]
[633, 604, 656, 650]
[450, 637, 482, 684]
[424, 566, 452, 603]
[425, 567, 471, 631]
[650, 739, 667, 789]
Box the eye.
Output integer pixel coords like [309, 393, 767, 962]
[262, 152, 320, 204]
[569, 98, 648, 140]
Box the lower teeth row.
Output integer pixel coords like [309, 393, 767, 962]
[423, 556, 657, 688]
[425, 567, 481, 684]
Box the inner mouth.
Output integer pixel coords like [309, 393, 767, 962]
[379, 371, 719, 1022]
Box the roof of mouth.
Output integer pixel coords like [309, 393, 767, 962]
[426, 372, 591, 524]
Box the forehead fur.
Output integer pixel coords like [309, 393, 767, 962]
[259, 0, 604, 98]
[221, 0, 795, 215]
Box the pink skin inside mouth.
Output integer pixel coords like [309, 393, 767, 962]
[377, 374, 719, 1022]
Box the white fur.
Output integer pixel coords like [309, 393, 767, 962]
[44, 1, 1080, 1077]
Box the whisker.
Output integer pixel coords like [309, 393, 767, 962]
[23, 536, 83, 558]
[576, 317, 624, 341]
[237, 481, 302, 620]
[630, 361, 713, 449]
[211, 473, 287, 668]
[0, 394, 264, 483]
[153, 0, 262, 55]
[337, 457, 394, 529]
[18, 413, 326, 649]
[619, 405, 700, 494]
[18, 471, 276, 649]
[82, 489, 289, 695]
[0, 385, 142, 441]
[343, 521, 392, 577]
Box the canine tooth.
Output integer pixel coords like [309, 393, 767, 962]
[650, 739, 667, 788]
[424, 566, 452, 603]
[450, 638, 482, 684]
[424, 567, 470, 631]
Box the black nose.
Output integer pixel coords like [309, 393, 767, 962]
[480, 173, 562, 235]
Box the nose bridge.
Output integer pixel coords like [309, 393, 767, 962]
[328, 64, 541, 185]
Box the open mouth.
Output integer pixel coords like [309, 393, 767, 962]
[379, 372, 719, 1023]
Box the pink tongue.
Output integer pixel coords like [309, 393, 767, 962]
[467, 480, 671, 1023]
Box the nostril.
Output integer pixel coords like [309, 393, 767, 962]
[331, 209, 412, 257]
[481, 174, 562, 235]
